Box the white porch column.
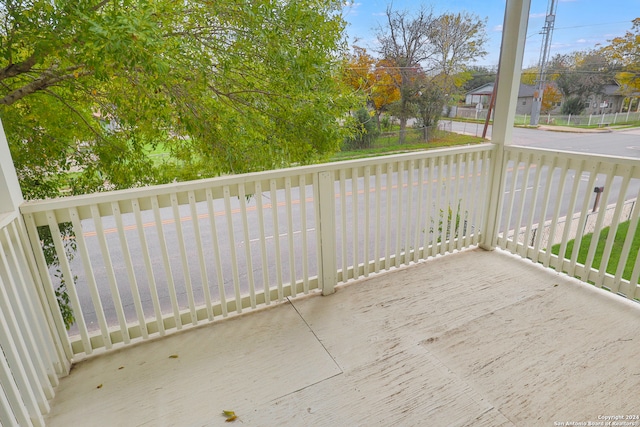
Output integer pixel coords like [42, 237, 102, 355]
[0, 119, 23, 213]
[480, 0, 531, 250]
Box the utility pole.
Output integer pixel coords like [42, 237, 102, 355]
[529, 0, 558, 126]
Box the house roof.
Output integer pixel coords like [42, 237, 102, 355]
[466, 83, 537, 99]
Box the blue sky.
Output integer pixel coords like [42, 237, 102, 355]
[342, 0, 638, 68]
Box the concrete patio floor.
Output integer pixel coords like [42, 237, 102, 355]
[45, 248, 640, 427]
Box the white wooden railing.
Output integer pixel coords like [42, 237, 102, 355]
[5, 142, 640, 426]
[496, 146, 640, 300]
[19, 144, 494, 357]
[0, 212, 68, 427]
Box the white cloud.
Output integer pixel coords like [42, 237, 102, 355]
[493, 25, 503, 32]
[343, 2, 362, 17]
[529, 13, 547, 18]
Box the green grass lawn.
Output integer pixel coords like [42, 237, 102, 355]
[331, 131, 486, 161]
[551, 220, 640, 280]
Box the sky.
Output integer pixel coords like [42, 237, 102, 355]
[342, 0, 638, 68]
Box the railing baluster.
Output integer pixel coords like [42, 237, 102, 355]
[466, 151, 481, 246]
[339, 169, 347, 282]
[10, 218, 65, 379]
[299, 176, 310, 292]
[91, 204, 130, 342]
[0, 231, 53, 404]
[424, 157, 436, 257]
[385, 163, 393, 270]
[449, 154, 462, 254]
[254, 183, 270, 304]
[615, 185, 640, 296]
[238, 184, 257, 307]
[111, 202, 148, 339]
[223, 185, 242, 313]
[352, 167, 360, 278]
[583, 165, 631, 287]
[414, 159, 425, 262]
[132, 198, 164, 335]
[374, 164, 382, 273]
[285, 177, 296, 297]
[542, 158, 570, 268]
[554, 160, 584, 274]
[151, 196, 181, 330]
[0, 293, 43, 425]
[520, 153, 545, 257]
[46, 213, 92, 354]
[567, 163, 599, 277]
[512, 153, 534, 252]
[503, 152, 523, 250]
[531, 157, 557, 262]
[436, 156, 448, 254]
[476, 149, 492, 246]
[363, 167, 371, 276]
[269, 180, 284, 300]
[205, 188, 227, 316]
[188, 191, 213, 321]
[598, 166, 633, 291]
[395, 161, 403, 266]
[69, 207, 111, 348]
[170, 193, 197, 325]
[404, 161, 414, 262]
[458, 153, 472, 251]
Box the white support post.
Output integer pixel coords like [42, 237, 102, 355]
[317, 171, 337, 295]
[480, 0, 531, 250]
[0, 119, 23, 214]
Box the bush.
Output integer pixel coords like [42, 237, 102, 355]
[561, 96, 586, 116]
[343, 108, 380, 150]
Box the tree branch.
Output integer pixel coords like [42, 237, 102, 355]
[42, 89, 104, 140]
[0, 54, 39, 82]
[0, 67, 92, 105]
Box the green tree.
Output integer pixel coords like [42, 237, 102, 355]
[343, 107, 379, 150]
[0, 0, 356, 200]
[415, 79, 446, 139]
[561, 96, 586, 116]
[602, 18, 640, 96]
[549, 50, 615, 103]
[461, 66, 496, 92]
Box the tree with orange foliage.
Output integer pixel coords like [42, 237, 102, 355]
[541, 84, 563, 114]
[370, 59, 401, 129]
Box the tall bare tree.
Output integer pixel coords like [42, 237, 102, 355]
[376, 5, 487, 143]
[429, 12, 488, 95]
[376, 6, 435, 143]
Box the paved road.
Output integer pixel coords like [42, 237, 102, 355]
[448, 120, 640, 158]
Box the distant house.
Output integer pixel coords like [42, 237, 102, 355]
[464, 82, 559, 115]
[464, 83, 540, 115]
[584, 83, 640, 115]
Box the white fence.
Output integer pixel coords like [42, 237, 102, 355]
[518, 111, 640, 127]
[20, 145, 494, 357]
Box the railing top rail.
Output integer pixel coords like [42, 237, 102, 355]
[20, 144, 495, 215]
[507, 144, 640, 167]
